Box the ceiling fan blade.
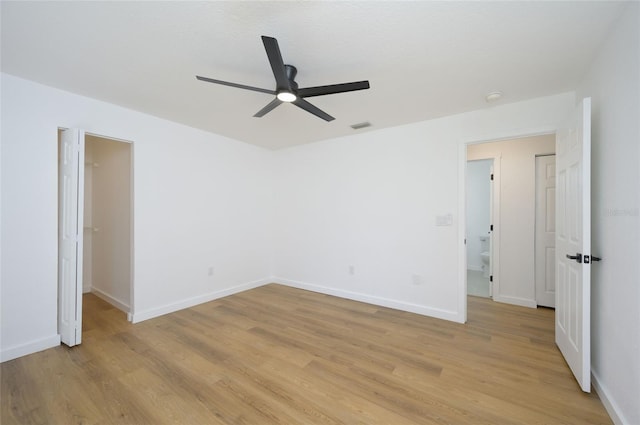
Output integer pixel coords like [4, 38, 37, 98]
[196, 75, 275, 95]
[297, 81, 370, 98]
[261, 36, 291, 91]
[293, 98, 334, 122]
[253, 98, 282, 117]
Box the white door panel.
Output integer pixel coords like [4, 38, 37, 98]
[536, 155, 556, 307]
[58, 128, 85, 346]
[556, 98, 591, 392]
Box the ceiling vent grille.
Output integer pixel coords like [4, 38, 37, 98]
[350, 121, 372, 130]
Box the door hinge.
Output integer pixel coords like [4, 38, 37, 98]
[490, 174, 494, 181]
[489, 275, 493, 282]
[490, 224, 494, 231]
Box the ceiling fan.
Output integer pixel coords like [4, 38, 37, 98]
[196, 36, 370, 122]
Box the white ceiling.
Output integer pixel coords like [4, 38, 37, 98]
[1, 1, 628, 150]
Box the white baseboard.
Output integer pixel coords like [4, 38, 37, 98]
[273, 277, 463, 323]
[592, 371, 626, 425]
[91, 287, 130, 313]
[493, 294, 537, 308]
[130, 277, 271, 324]
[1, 334, 61, 363]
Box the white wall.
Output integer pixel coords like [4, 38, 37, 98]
[273, 93, 574, 323]
[0, 73, 274, 361]
[466, 159, 492, 271]
[467, 135, 555, 307]
[87, 135, 131, 311]
[576, 3, 640, 424]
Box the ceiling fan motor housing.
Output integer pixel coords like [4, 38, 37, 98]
[284, 65, 298, 91]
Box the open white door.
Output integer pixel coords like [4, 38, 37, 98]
[58, 128, 85, 346]
[555, 98, 591, 392]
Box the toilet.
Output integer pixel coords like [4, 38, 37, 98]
[479, 235, 491, 278]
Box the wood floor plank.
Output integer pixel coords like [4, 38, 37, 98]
[1, 284, 613, 424]
[1, 361, 50, 425]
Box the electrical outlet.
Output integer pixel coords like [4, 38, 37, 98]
[208, 266, 215, 277]
[349, 265, 355, 275]
[412, 274, 423, 285]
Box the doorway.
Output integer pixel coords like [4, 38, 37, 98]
[464, 134, 555, 310]
[58, 129, 133, 346]
[466, 158, 494, 298]
[83, 134, 133, 312]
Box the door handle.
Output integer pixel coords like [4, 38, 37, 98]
[584, 255, 602, 264]
[566, 253, 583, 263]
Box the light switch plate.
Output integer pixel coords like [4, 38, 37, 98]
[436, 214, 453, 226]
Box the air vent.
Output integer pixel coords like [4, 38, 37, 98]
[350, 121, 372, 130]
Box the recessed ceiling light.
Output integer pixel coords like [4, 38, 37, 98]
[277, 91, 297, 102]
[485, 91, 503, 103]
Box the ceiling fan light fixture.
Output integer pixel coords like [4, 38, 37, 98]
[277, 91, 297, 102]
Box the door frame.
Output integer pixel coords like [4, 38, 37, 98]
[58, 128, 136, 345]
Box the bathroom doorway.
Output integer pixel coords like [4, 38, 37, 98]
[466, 158, 494, 298]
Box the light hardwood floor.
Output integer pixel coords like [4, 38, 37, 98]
[2, 284, 611, 424]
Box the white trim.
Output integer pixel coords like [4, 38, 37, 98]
[466, 265, 483, 272]
[457, 142, 468, 323]
[91, 287, 130, 313]
[490, 156, 501, 302]
[130, 278, 271, 323]
[464, 128, 560, 147]
[128, 140, 135, 323]
[0, 335, 61, 363]
[275, 277, 463, 323]
[493, 295, 537, 308]
[592, 371, 625, 425]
